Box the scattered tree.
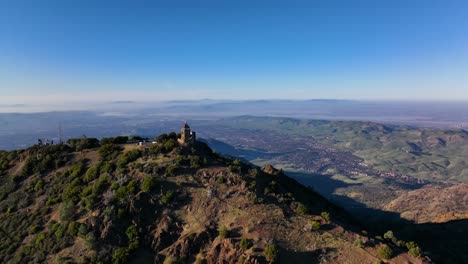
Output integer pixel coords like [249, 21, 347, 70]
[161, 191, 174, 205]
[406, 241, 422, 258]
[311, 220, 321, 230]
[112, 247, 129, 264]
[67, 137, 99, 151]
[240, 238, 253, 250]
[376, 244, 393, 260]
[354, 237, 364, 248]
[141, 176, 157, 192]
[165, 165, 177, 176]
[264, 243, 279, 263]
[408, 246, 422, 258]
[98, 144, 122, 161]
[59, 201, 75, 221]
[383, 230, 397, 243]
[218, 225, 229, 238]
[320, 211, 330, 222]
[295, 203, 309, 215]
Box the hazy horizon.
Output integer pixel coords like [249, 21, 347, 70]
[2, 98, 468, 114]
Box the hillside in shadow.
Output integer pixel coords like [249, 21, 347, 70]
[287, 172, 468, 264]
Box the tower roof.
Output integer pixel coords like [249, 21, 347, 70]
[182, 121, 190, 129]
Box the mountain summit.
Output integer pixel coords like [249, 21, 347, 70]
[0, 128, 422, 263]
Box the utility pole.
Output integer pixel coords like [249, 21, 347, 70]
[58, 122, 63, 144]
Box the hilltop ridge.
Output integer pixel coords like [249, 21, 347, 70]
[0, 130, 426, 264]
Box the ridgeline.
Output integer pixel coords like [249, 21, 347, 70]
[0, 132, 424, 264]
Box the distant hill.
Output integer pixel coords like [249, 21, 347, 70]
[214, 116, 468, 183]
[0, 134, 423, 264]
[384, 183, 468, 223]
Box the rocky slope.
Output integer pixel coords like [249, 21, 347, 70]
[0, 134, 424, 263]
[384, 183, 468, 223]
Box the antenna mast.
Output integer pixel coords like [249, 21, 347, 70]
[58, 122, 63, 144]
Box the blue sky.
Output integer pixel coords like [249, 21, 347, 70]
[1, 0, 468, 104]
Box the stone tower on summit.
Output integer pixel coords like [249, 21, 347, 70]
[178, 121, 196, 145]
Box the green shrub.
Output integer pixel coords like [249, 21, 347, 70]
[100, 161, 114, 174]
[376, 244, 393, 260]
[113, 179, 137, 203]
[101, 136, 128, 145]
[84, 164, 100, 182]
[126, 224, 140, 250]
[50, 221, 60, 232]
[295, 203, 309, 215]
[320, 211, 330, 222]
[405, 241, 418, 250]
[93, 175, 109, 194]
[29, 225, 40, 234]
[190, 156, 201, 169]
[383, 230, 397, 243]
[165, 165, 177, 176]
[218, 225, 229, 238]
[163, 140, 176, 152]
[78, 224, 88, 238]
[117, 208, 126, 219]
[67, 221, 79, 236]
[85, 232, 97, 250]
[217, 177, 224, 184]
[405, 241, 422, 257]
[239, 238, 252, 250]
[59, 201, 75, 221]
[228, 165, 240, 173]
[126, 225, 138, 241]
[81, 185, 93, 197]
[112, 247, 129, 264]
[264, 243, 279, 263]
[35, 232, 46, 246]
[54, 223, 66, 238]
[161, 191, 174, 205]
[408, 246, 422, 257]
[311, 220, 321, 230]
[141, 176, 157, 192]
[249, 180, 256, 190]
[157, 133, 168, 143]
[116, 136, 129, 144]
[117, 150, 141, 168]
[34, 179, 44, 191]
[354, 237, 364, 248]
[98, 144, 122, 161]
[21, 153, 61, 176]
[168, 132, 178, 140]
[67, 137, 100, 151]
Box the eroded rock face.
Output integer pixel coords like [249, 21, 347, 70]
[261, 164, 280, 175]
[151, 215, 182, 252]
[205, 239, 242, 264]
[163, 231, 211, 258]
